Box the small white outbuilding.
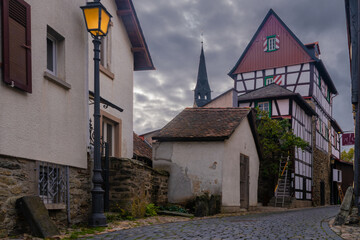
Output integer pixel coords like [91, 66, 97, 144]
[152, 107, 262, 212]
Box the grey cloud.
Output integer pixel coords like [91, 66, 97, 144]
[133, 0, 352, 135]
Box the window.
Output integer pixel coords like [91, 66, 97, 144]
[2, 0, 32, 92]
[256, 101, 271, 117]
[46, 26, 64, 78]
[38, 161, 68, 206]
[102, 119, 115, 157]
[47, 34, 56, 75]
[264, 76, 274, 85]
[257, 101, 269, 112]
[43, 26, 70, 89]
[100, 24, 114, 79]
[265, 35, 279, 52]
[268, 37, 276, 51]
[100, 110, 122, 158]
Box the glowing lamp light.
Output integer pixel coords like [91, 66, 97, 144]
[81, 0, 112, 37]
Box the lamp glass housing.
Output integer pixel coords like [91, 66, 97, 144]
[81, 2, 112, 37]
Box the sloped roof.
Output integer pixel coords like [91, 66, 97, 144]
[133, 132, 152, 160]
[238, 84, 295, 101]
[228, 9, 337, 94]
[238, 84, 317, 116]
[330, 118, 343, 133]
[115, 0, 155, 70]
[153, 108, 252, 141]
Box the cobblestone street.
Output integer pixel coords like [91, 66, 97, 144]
[84, 206, 341, 240]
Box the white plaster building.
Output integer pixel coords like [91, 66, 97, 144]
[0, 0, 153, 236]
[152, 108, 262, 212]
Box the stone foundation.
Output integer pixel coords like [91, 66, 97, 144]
[0, 155, 91, 238]
[109, 158, 168, 212]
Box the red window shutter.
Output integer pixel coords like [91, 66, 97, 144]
[2, 0, 32, 93]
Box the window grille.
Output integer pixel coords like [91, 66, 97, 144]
[38, 161, 68, 204]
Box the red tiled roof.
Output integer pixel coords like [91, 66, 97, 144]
[133, 132, 152, 160]
[153, 108, 252, 141]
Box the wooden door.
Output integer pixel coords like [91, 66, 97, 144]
[240, 154, 250, 209]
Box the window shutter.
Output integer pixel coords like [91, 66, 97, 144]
[2, 0, 32, 93]
[275, 36, 280, 50]
[263, 39, 268, 52]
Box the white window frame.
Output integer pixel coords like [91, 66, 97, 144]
[100, 25, 111, 70]
[47, 34, 57, 75]
[268, 37, 276, 51]
[258, 101, 269, 112]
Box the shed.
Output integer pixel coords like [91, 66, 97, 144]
[152, 107, 261, 212]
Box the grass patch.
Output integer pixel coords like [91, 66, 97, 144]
[62, 226, 106, 240]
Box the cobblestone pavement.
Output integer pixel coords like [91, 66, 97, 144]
[85, 206, 341, 240]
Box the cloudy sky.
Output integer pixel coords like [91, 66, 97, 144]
[132, 0, 353, 136]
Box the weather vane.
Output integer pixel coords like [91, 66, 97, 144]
[201, 32, 204, 46]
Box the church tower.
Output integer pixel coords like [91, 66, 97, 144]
[194, 42, 211, 107]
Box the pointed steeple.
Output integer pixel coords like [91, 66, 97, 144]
[194, 42, 211, 107]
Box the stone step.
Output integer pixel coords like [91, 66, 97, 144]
[16, 196, 60, 238]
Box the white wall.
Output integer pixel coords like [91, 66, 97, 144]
[222, 118, 259, 207]
[153, 141, 224, 203]
[88, 0, 134, 158]
[0, 0, 88, 168]
[204, 89, 236, 108]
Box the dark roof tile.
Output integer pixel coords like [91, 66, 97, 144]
[153, 108, 251, 141]
[133, 132, 152, 160]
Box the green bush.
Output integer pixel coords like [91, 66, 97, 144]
[145, 203, 159, 217]
[159, 204, 189, 214]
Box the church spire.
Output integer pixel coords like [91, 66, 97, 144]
[194, 41, 211, 107]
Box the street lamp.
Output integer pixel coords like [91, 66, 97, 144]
[81, 0, 112, 227]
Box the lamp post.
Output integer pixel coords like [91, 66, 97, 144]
[81, 0, 112, 227]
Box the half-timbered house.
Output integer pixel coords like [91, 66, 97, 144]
[237, 84, 316, 205]
[228, 9, 341, 206]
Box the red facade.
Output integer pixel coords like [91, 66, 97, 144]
[233, 14, 314, 74]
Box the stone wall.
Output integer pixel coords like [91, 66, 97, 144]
[0, 156, 37, 237]
[0, 155, 91, 238]
[307, 101, 331, 206]
[109, 158, 168, 212]
[312, 146, 331, 206]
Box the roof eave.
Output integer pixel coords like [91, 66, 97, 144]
[115, 0, 155, 71]
[330, 117, 343, 133]
[247, 109, 263, 162]
[314, 60, 338, 94]
[238, 92, 317, 116]
[153, 136, 229, 142]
